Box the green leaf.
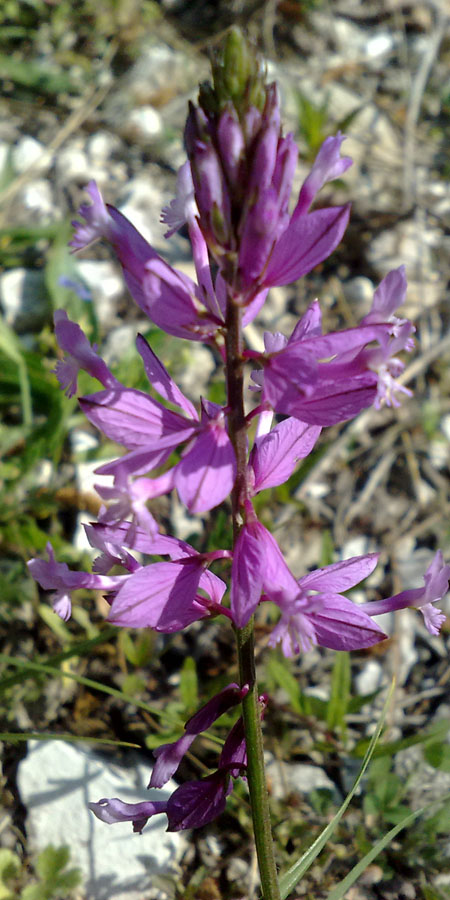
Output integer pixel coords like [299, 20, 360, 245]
[0, 732, 139, 748]
[278, 681, 395, 900]
[327, 651, 350, 733]
[0, 848, 20, 900]
[267, 654, 327, 718]
[180, 657, 198, 713]
[0, 53, 78, 95]
[21, 844, 81, 900]
[424, 739, 450, 772]
[353, 718, 450, 759]
[0, 320, 32, 427]
[0, 652, 185, 726]
[325, 794, 450, 900]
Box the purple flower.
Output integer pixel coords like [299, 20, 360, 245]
[89, 797, 168, 833]
[53, 309, 119, 397]
[71, 181, 222, 341]
[27, 543, 125, 621]
[360, 551, 450, 636]
[266, 554, 386, 656]
[89, 686, 256, 834]
[166, 770, 233, 831]
[54, 314, 236, 514]
[255, 276, 415, 426]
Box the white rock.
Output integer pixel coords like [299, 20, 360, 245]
[55, 141, 90, 181]
[87, 130, 122, 162]
[125, 106, 163, 142]
[0, 140, 11, 175]
[364, 32, 396, 62]
[20, 179, 56, 222]
[102, 322, 148, 367]
[17, 741, 185, 900]
[265, 754, 337, 800]
[13, 136, 47, 174]
[355, 660, 384, 695]
[441, 415, 450, 442]
[0, 268, 50, 332]
[76, 259, 123, 327]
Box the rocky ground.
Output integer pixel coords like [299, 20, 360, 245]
[0, 2, 449, 899]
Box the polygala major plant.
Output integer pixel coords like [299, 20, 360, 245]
[28, 29, 449, 900]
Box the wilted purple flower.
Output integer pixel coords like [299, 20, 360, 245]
[89, 687, 257, 834]
[150, 682, 247, 788]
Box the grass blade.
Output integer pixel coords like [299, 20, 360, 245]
[278, 680, 395, 900]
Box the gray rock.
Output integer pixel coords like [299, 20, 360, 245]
[17, 740, 186, 900]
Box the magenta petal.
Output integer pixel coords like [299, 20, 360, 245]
[53, 310, 117, 394]
[219, 716, 246, 776]
[95, 447, 173, 479]
[364, 266, 407, 323]
[264, 205, 350, 287]
[80, 388, 195, 450]
[136, 334, 197, 419]
[186, 683, 242, 735]
[140, 258, 219, 341]
[249, 521, 299, 603]
[150, 733, 196, 788]
[88, 521, 197, 560]
[175, 425, 236, 513]
[89, 797, 167, 833]
[166, 771, 232, 831]
[292, 133, 352, 220]
[107, 561, 205, 631]
[300, 554, 379, 593]
[309, 595, 387, 650]
[250, 417, 321, 492]
[230, 527, 264, 628]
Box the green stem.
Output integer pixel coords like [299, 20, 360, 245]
[225, 298, 281, 900]
[236, 620, 281, 900]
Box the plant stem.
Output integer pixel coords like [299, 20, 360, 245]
[225, 298, 281, 900]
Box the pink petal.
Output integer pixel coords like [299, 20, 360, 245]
[300, 554, 379, 593]
[250, 417, 321, 492]
[136, 334, 198, 419]
[175, 425, 236, 513]
[264, 205, 351, 287]
[80, 388, 195, 450]
[230, 528, 264, 627]
[292, 133, 352, 220]
[309, 595, 387, 650]
[107, 561, 206, 631]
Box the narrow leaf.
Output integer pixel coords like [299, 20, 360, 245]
[278, 680, 395, 899]
[325, 794, 450, 900]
